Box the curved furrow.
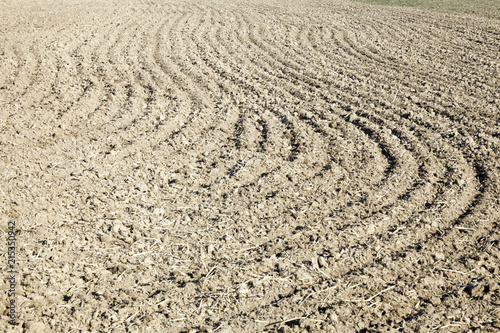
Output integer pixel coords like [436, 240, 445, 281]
[89, 4, 258, 199]
[241, 11, 412, 107]
[207, 0, 488, 272]
[296, 17, 496, 131]
[203, 9, 351, 191]
[209, 9, 296, 157]
[46, 31, 110, 127]
[160, 7, 246, 152]
[189, 16, 412, 236]
[169, 3, 450, 280]
[333, 101, 493, 263]
[309, 82, 485, 241]
[94, 5, 223, 168]
[0, 37, 23, 104]
[227, 9, 421, 209]
[2, 39, 41, 110]
[65, 6, 215, 174]
[269, 158, 495, 331]
[127, 4, 354, 249]
[250, 9, 495, 145]
[185, 7, 492, 324]
[41, 17, 143, 168]
[96, 16, 163, 136]
[338, 14, 497, 87]
[238, 136, 481, 331]
[303, 48, 500, 143]
[320, 20, 499, 121]
[83, 21, 143, 135]
[1, 28, 96, 160]
[275, 8, 499, 112]
[2, 1, 499, 332]
[146, 8, 244, 177]
[36, 24, 102, 114]
[161, 6, 318, 192]
[237, 107, 476, 267]
[48, 19, 125, 126]
[83, 6, 218, 166]
[18, 27, 75, 111]
[154, 13, 211, 109]
[118, 9, 192, 134]
[253, 93, 492, 328]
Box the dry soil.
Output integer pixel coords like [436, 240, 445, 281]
[0, 0, 499, 332]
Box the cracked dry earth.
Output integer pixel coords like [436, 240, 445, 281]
[0, 0, 499, 332]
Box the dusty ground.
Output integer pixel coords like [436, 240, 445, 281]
[0, 0, 499, 332]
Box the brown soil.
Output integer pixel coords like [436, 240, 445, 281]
[0, 0, 499, 332]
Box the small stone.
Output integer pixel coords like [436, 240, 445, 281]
[319, 257, 328, 268]
[311, 257, 319, 270]
[434, 252, 445, 261]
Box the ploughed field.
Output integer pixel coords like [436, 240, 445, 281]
[0, 0, 499, 331]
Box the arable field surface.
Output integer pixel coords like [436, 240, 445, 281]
[0, 0, 499, 332]
[353, 0, 500, 20]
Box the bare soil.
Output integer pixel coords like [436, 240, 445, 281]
[0, 0, 499, 332]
